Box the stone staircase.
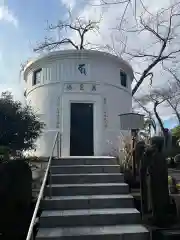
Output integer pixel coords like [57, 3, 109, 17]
[36, 157, 149, 239]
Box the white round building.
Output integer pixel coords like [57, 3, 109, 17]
[23, 50, 133, 157]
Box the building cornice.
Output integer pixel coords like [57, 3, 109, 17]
[23, 49, 134, 81]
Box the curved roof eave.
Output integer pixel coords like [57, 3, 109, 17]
[23, 49, 134, 81]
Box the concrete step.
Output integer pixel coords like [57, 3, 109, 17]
[36, 225, 149, 240]
[51, 173, 124, 184]
[45, 183, 129, 196]
[50, 165, 120, 174]
[51, 157, 117, 166]
[42, 194, 134, 210]
[39, 208, 140, 228]
[37, 156, 149, 239]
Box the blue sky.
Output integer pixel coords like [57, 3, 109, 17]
[0, 0, 69, 100]
[163, 118, 178, 130]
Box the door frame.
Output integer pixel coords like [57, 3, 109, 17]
[61, 93, 103, 156]
[70, 102, 94, 156]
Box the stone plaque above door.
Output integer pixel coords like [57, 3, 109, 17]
[63, 83, 100, 93]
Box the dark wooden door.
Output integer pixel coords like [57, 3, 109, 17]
[70, 103, 94, 156]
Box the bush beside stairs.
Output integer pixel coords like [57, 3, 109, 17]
[36, 157, 149, 240]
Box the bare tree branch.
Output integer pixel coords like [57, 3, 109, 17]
[34, 37, 79, 52]
[163, 67, 180, 85]
[133, 96, 152, 118]
[153, 100, 165, 135]
[152, 82, 180, 124]
[34, 11, 101, 52]
[135, 92, 166, 135]
[95, 0, 130, 5]
[117, 2, 180, 95]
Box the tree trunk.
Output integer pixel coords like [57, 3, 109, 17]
[153, 101, 166, 136]
[154, 101, 169, 149]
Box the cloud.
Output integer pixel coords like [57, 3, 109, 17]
[67, 0, 172, 57]
[61, 0, 76, 9]
[0, 4, 18, 27]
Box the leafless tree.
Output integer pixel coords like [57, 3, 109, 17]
[92, 0, 146, 13]
[34, 10, 101, 52]
[98, 0, 130, 4]
[133, 96, 152, 119]
[110, 1, 180, 96]
[135, 82, 180, 141]
[92, 0, 142, 33]
[164, 67, 180, 86]
[152, 82, 180, 124]
[90, 1, 180, 96]
[133, 96, 157, 135]
[135, 92, 167, 136]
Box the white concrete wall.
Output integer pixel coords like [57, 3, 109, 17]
[24, 50, 133, 157]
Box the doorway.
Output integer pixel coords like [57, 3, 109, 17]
[70, 103, 94, 156]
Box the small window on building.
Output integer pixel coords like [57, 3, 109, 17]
[120, 70, 127, 87]
[33, 68, 42, 86]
